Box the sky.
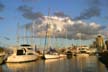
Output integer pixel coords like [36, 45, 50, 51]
[0, 0, 108, 48]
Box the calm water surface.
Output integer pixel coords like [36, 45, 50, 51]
[0, 56, 108, 72]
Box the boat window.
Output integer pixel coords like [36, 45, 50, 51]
[8, 50, 13, 55]
[27, 48, 33, 50]
[17, 50, 25, 55]
[27, 53, 34, 55]
[20, 44, 31, 47]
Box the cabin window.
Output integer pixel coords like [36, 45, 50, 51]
[27, 48, 33, 50]
[17, 50, 25, 55]
[27, 53, 34, 55]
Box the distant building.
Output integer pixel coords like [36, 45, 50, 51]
[95, 35, 105, 52]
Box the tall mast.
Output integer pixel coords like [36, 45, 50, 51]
[43, 8, 50, 55]
[24, 25, 27, 44]
[16, 22, 20, 46]
[80, 32, 82, 47]
[31, 20, 35, 46]
[47, 8, 51, 49]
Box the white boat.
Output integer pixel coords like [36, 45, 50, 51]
[41, 49, 60, 59]
[41, 9, 62, 60]
[6, 61, 36, 71]
[76, 53, 89, 57]
[42, 53, 66, 59]
[6, 44, 38, 63]
[77, 46, 90, 54]
[44, 54, 60, 59]
[59, 54, 66, 58]
[0, 51, 6, 64]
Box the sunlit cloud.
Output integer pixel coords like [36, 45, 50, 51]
[22, 16, 106, 40]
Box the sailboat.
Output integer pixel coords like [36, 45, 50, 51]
[41, 9, 60, 59]
[6, 23, 39, 63]
[42, 46, 60, 59]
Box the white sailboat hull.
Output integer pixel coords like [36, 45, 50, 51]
[44, 54, 60, 59]
[59, 54, 66, 58]
[77, 53, 89, 57]
[6, 55, 38, 63]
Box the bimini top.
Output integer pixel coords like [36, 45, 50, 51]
[20, 44, 31, 47]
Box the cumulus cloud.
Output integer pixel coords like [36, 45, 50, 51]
[17, 5, 44, 20]
[22, 16, 106, 40]
[101, 25, 108, 39]
[87, 0, 100, 6]
[22, 11, 44, 20]
[0, 3, 4, 11]
[74, 0, 101, 20]
[4, 37, 10, 40]
[17, 5, 32, 12]
[0, 3, 5, 20]
[21, 0, 40, 2]
[74, 7, 100, 20]
[54, 12, 68, 17]
[64, 21, 103, 39]
[0, 16, 4, 20]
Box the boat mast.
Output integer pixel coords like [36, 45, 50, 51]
[16, 22, 20, 47]
[43, 8, 50, 56]
[24, 25, 27, 44]
[31, 20, 35, 47]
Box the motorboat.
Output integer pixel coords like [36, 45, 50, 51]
[6, 44, 39, 63]
[0, 51, 6, 64]
[0, 48, 7, 64]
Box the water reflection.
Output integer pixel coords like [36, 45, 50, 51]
[0, 66, 3, 72]
[1, 56, 108, 72]
[5, 61, 41, 72]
